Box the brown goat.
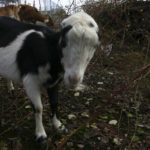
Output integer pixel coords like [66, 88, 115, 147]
[0, 4, 54, 94]
[18, 5, 54, 27]
[0, 5, 20, 20]
[0, 5, 54, 27]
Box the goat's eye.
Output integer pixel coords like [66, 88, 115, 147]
[89, 22, 94, 27]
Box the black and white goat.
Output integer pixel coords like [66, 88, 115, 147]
[0, 12, 100, 141]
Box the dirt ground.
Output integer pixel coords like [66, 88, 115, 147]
[0, 47, 150, 150]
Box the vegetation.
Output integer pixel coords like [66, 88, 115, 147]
[0, 0, 150, 149]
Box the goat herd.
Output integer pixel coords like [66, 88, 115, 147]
[0, 4, 100, 143]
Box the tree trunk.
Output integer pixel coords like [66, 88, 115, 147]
[39, 0, 41, 11]
[18, 0, 21, 5]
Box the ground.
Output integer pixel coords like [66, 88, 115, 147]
[0, 48, 150, 150]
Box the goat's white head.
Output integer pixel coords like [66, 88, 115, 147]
[60, 12, 100, 89]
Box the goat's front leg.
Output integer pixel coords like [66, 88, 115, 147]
[47, 86, 68, 133]
[23, 75, 47, 142]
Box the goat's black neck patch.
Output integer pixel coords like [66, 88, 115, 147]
[17, 32, 49, 76]
[0, 16, 54, 47]
[0, 16, 65, 87]
[17, 31, 64, 80]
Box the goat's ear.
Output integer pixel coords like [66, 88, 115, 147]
[61, 25, 72, 37]
[59, 25, 72, 48]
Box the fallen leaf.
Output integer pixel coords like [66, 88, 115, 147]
[98, 87, 105, 91]
[77, 144, 84, 148]
[109, 120, 117, 125]
[74, 92, 80, 97]
[108, 72, 114, 75]
[127, 113, 133, 118]
[81, 112, 89, 118]
[113, 137, 121, 145]
[90, 123, 98, 129]
[100, 115, 108, 120]
[68, 114, 76, 120]
[87, 98, 93, 101]
[132, 135, 139, 142]
[97, 82, 103, 85]
[25, 105, 31, 109]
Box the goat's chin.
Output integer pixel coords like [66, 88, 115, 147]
[65, 83, 85, 91]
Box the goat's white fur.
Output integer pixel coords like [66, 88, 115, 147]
[0, 12, 99, 140]
[52, 114, 66, 132]
[23, 74, 47, 138]
[0, 30, 35, 81]
[61, 12, 100, 88]
[0, 30, 48, 138]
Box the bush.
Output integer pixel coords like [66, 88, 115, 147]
[84, 1, 150, 53]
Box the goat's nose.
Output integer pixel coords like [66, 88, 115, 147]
[68, 75, 80, 86]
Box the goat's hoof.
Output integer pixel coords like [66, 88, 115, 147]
[36, 136, 47, 144]
[56, 125, 68, 134]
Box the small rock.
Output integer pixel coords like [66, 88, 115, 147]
[81, 112, 89, 118]
[77, 144, 84, 148]
[74, 92, 80, 97]
[68, 114, 76, 120]
[109, 120, 117, 125]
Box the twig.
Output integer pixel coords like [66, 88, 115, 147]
[0, 112, 33, 136]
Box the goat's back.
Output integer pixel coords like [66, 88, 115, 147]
[0, 5, 20, 20]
